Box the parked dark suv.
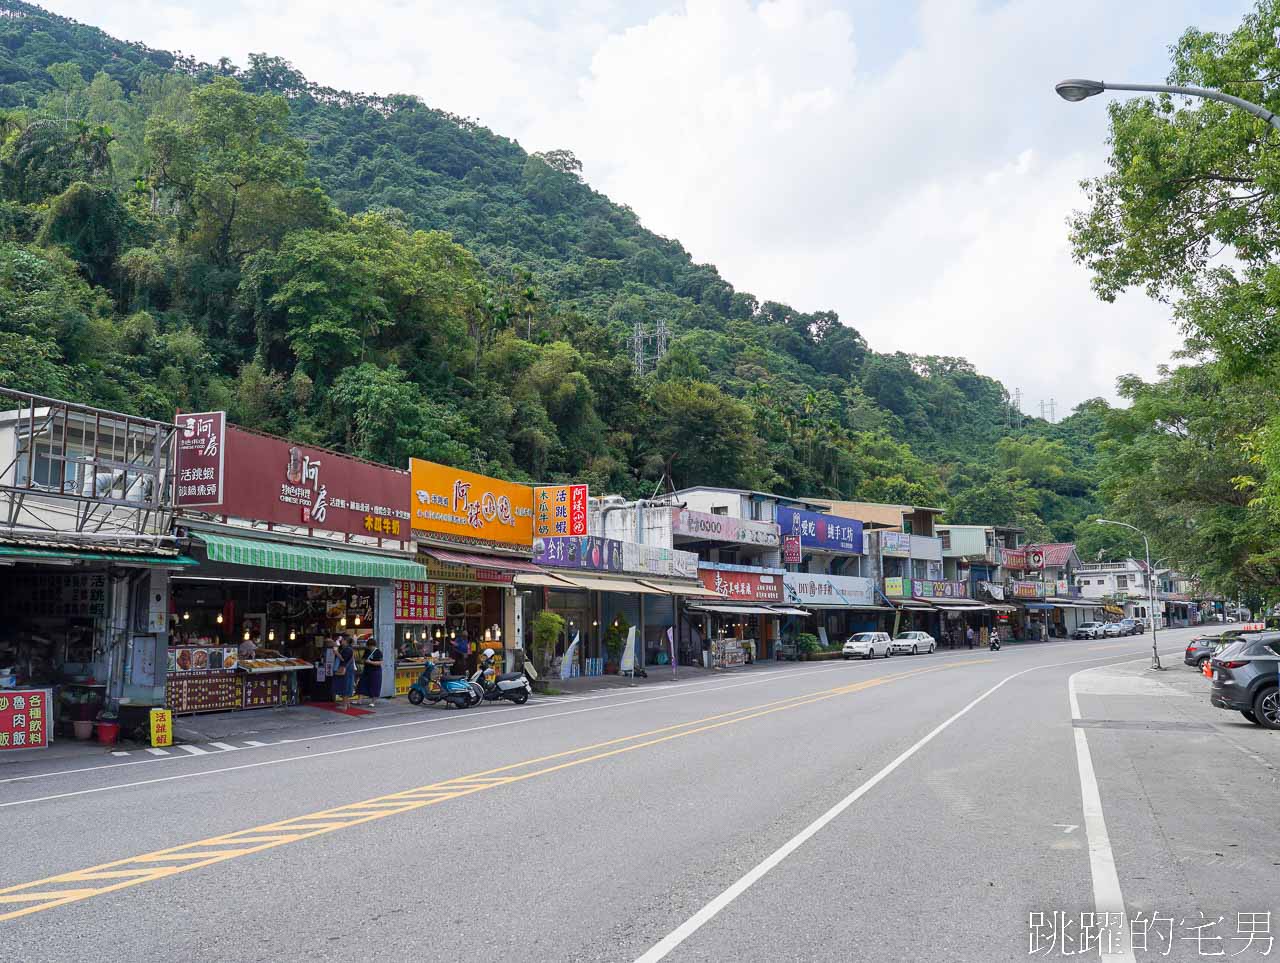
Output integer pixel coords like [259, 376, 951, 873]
[1210, 633, 1280, 728]
[1185, 629, 1246, 669]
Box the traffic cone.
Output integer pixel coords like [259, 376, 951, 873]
[1203, 659, 1213, 679]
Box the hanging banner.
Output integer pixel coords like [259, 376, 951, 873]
[1027, 548, 1045, 570]
[776, 507, 863, 554]
[883, 576, 910, 597]
[781, 535, 802, 565]
[783, 573, 876, 607]
[880, 532, 911, 556]
[1001, 548, 1028, 570]
[534, 535, 623, 572]
[174, 411, 225, 508]
[913, 580, 969, 599]
[533, 484, 589, 538]
[393, 581, 446, 622]
[410, 459, 534, 550]
[620, 627, 636, 673]
[559, 632, 580, 681]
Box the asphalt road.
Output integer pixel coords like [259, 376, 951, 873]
[2, 625, 1276, 962]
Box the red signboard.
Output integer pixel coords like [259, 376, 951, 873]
[178, 423, 411, 540]
[394, 581, 446, 622]
[782, 535, 802, 565]
[175, 411, 226, 507]
[0, 689, 50, 751]
[699, 569, 783, 602]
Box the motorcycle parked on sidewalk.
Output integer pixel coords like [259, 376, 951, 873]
[469, 649, 532, 705]
[407, 661, 479, 709]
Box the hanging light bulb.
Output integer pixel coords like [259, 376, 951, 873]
[182, 611, 190, 621]
[340, 615, 347, 628]
[268, 628, 276, 642]
[450, 630, 456, 640]
[405, 629, 412, 641]
[243, 629, 250, 641]
[289, 629, 296, 641]
[354, 615, 361, 627]
[216, 613, 224, 625]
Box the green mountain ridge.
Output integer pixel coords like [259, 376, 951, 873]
[0, 0, 1104, 542]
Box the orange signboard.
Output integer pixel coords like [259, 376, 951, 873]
[409, 459, 534, 550]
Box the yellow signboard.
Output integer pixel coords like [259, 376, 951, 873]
[149, 708, 173, 748]
[409, 459, 534, 550]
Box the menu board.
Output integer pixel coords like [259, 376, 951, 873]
[0, 689, 50, 751]
[9, 573, 108, 619]
[394, 580, 445, 622]
[243, 676, 284, 708]
[165, 672, 242, 714]
[169, 647, 239, 672]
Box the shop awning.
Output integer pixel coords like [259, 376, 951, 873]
[198, 531, 427, 580]
[0, 544, 197, 566]
[923, 598, 984, 607]
[989, 604, 1019, 613]
[1022, 603, 1055, 610]
[421, 548, 542, 573]
[637, 578, 724, 598]
[549, 574, 666, 595]
[513, 572, 579, 588]
[933, 603, 989, 612]
[689, 604, 780, 615]
[896, 601, 935, 610]
[770, 606, 812, 616]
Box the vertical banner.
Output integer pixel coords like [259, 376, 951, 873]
[560, 631, 580, 681]
[782, 535, 802, 564]
[175, 411, 225, 508]
[533, 484, 589, 538]
[620, 626, 637, 674]
[149, 708, 173, 748]
[0, 689, 51, 751]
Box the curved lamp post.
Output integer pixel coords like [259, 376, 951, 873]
[1055, 78, 1280, 132]
[1096, 519, 1162, 670]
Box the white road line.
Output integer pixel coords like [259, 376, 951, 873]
[0, 654, 1008, 809]
[1068, 665, 1138, 963]
[208, 742, 238, 752]
[633, 649, 1182, 963]
[178, 745, 208, 755]
[0, 661, 870, 786]
[144, 748, 170, 756]
[242, 741, 266, 747]
[110, 751, 130, 757]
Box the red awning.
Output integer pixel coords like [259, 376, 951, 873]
[422, 548, 542, 573]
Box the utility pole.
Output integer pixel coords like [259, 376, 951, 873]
[1039, 399, 1047, 421]
[1048, 398, 1056, 423]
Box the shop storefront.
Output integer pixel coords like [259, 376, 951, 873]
[171, 415, 420, 713]
[691, 566, 785, 662]
[782, 572, 886, 642]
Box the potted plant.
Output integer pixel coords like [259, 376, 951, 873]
[530, 610, 565, 689]
[603, 614, 629, 673]
[795, 633, 820, 661]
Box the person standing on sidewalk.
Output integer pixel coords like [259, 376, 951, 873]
[965, 625, 975, 649]
[333, 636, 356, 711]
[357, 637, 383, 708]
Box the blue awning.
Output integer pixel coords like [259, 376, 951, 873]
[1022, 603, 1055, 610]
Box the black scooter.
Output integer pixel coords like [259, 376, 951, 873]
[989, 636, 1001, 651]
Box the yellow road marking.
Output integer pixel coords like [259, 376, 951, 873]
[0, 660, 985, 923]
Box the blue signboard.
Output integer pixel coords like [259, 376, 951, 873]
[776, 507, 863, 555]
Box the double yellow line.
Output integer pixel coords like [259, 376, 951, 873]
[0, 659, 978, 923]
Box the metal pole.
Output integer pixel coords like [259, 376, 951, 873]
[1143, 533, 1162, 670]
[1057, 78, 1280, 132]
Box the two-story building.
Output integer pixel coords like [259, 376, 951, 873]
[1073, 558, 1154, 623]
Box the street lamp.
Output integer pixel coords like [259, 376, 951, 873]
[1055, 78, 1280, 131]
[1096, 519, 1162, 670]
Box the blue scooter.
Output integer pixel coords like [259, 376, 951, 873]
[407, 661, 478, 708]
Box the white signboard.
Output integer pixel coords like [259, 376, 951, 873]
[671, 508, 780, 548]
[880, 531, 911, 556]
[783, 573, 876, 608]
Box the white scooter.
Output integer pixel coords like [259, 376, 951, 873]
[469, 649, 532, 705]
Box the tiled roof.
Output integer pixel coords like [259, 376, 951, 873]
[1027, 542, 1076, 567]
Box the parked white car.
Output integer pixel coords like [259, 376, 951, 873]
[1102, 622, 1125, 638]
[892, 631, 936, 655]
[1073, 622, 1105, 639]
[844, 632, 893, 659]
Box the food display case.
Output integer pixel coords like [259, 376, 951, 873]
[166, 646, 310, 714]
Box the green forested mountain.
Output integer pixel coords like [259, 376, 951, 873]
[0, 0, 1103, 542]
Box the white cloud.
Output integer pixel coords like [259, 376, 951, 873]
[40, 0, 1252, 412]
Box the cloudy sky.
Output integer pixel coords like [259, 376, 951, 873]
[43, 0, 1254, 415]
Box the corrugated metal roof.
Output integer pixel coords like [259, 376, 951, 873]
[1027, 543, 1078, 568]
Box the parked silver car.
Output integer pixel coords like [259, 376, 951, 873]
[892, 631, 936, 655]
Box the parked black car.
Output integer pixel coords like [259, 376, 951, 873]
[1184, 634, 1225, 669]
[1117, 618, 1139, 636]
[1209, 633, 1280, 728]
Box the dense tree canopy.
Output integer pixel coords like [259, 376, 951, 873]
[0, 0, 1102, 543]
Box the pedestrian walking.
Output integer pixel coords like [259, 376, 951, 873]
[965, 625, 975, 649]
[357, 637, 383, 708]
[333, 636, 356, 711]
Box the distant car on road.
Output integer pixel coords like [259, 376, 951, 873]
[1073, 622, 1105, 639]
[892, 631, 936, 655]
[1209, 633, 1280, 728]
[843, 632, 892, 660]
[1102, 622, 1125, 638]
